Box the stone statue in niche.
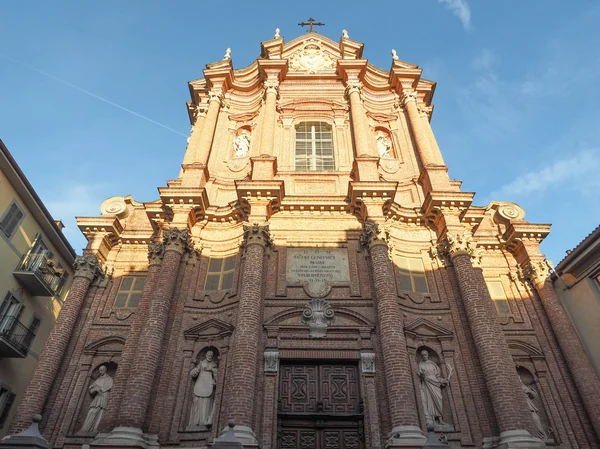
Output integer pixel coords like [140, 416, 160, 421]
[187, 350, 218, 430]
[233, 130, 251, 158]
[417, 349, 451, 427]
[376, 130, 392, 158]
[521, 379, 547, 439]
[79, 365, 113, 434]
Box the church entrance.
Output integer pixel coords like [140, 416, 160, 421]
[277, 362, 364, 449]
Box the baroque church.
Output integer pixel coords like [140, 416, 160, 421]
[6, 28, 600, 449]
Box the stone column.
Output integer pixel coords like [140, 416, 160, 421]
[102, 242, 165, 431]
[182, 105, 208, 167]
[259, 80, 279, 156]
[9, 255, 102, 434]
[401, 91, 435, 167]
[524, 259, 600, 441]
[417, 106, 445, 166]
[345, 81, 373, 157]
[442, 232, 544, 448]
[360, 222, 426, 448]
[196, 91, 223, 165]
[220, 223, 271, 446]
[112, 229, 191, 438]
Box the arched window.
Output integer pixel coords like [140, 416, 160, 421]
[294, 121, 334, 171]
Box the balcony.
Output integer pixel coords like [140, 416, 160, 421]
[0, 315, 34, 358]
[13, 252, 65, 297]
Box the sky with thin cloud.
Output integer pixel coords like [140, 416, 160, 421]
[0, 0, 598, 266]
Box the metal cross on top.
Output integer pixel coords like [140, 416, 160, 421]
[298, 17, 325, 33]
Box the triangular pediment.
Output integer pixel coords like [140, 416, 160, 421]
[404, 318, 453, 339]
[184, 318, 234, 341]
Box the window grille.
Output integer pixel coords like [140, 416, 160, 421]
[294, 122, 335, 171]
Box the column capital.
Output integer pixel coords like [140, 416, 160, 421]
[344, 80, 363, 98]
[401, 90, 418, 106]
[263, 79, 280, 97]
[73, 254, 103, 281]
[162, 228, 192, 254]
[360, 221, 390, 250]
[147, 241, 165, 266]
[243, 222, 272, 248]
[522, 259, 551, 288]
[208, 90, 224, 105]
[441, 231, 478, 260]
[193, 105, 208, 122]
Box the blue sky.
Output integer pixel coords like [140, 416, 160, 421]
[1, 1, 599, 266]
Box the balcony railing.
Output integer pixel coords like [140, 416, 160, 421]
[13, 252, 66, 297]
[0, 315, 35, 358]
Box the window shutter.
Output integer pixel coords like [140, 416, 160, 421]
[0, 391, 16, 427]
[0, 203, 23, 237]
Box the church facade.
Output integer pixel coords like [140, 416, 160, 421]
[7, 31, 600, 449]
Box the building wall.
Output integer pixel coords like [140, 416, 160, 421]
[0, 168, 73, 437]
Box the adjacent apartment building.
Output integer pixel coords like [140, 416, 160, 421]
[0, 139, 75, 436]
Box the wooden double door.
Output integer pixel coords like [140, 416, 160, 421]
[278, 363, 364, 449]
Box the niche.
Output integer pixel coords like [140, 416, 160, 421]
[517, 367, 553, 442]
[185, 347, 220, 431]
[74, 361, 118, 436]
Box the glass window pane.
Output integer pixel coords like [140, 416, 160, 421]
[205, 274, 220, 291]
[224, 256, 236, 271]
[127, 293, 141, 308]
[114, 293, 128, 308]
[221, 271, 235, 290]
[134, 277, 146, 290]
[408, 258, 425, 273]
[494, 299, 510, 314]
[413, 275, 429, 293]
[208, 258, 223, 273]
[397, 273, 413, 292]
[120, 277, 133, 292]
[487, 281, 506, 300]
[397, 257, 409, 270]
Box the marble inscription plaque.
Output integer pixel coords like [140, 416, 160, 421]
[286, 248, 350, 297]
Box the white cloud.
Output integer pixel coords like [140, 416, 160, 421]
[487, 149, 600, 200]
[439, 0, 472, 30]
[471, 49, 499, 71]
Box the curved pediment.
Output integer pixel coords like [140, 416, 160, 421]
[83, 335, 126, 355]
[264, 306, 374, 328]
[509, 340, 544, 358]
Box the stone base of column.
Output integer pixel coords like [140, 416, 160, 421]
[482, 430, 545, 449]
[218, 425, 258, 447]
[89, 427, 159, 449]
[0, 415, 49, 449]
[385, 425, 427, 448]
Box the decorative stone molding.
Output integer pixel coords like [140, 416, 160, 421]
[441, 231, 477, 258]
[162, 228, 192, 254]
[194, 105, 208, 122]
[401, 90, 418, 106]
[344, 80, 363, 98]
[493, 201, 526, 223]
[417, 104, 433, 119]
[359, 222, 390, 250]
[522, 259, 551, 287]
[147, 241, 165, 266]
[73, 255, 103, 281]
[100, 196, 129, 219]
[263, 80, 280, 97]
[289, 41, 335, 73]
[242, 223, 272, 248]
[302, 298, 334, 338]
[360, 352, 376, 373]
[264, 350, 279, 373]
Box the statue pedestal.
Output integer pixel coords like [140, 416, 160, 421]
[385, 425, 427, 448]
[0, 415, 49, 449]
[210, 421, 252, 449]
[89, 427, 159, 449]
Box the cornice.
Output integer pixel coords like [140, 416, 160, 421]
[76, 216, 123, 245]
[421, 191, 475, 217]
[503, 222, 551, 244]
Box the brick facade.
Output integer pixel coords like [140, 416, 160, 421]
[8, 32, 599, 449]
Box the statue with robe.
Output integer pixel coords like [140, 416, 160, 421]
[417, 349, 448, 426]
[376, 130, 392, 158]
[80, 365, 113, 433]
[187, 350, 218, 429]
[233, 130, 251, 158]
[521, 380, 547, 439]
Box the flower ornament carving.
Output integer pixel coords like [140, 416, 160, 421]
[242, 223, 273, 248]
[345, 80, 363, 99]
[100, 196, 129, 219]
[264, 351, 279, 373]
[208, 91, 224, 106]
[360, 352, 376, 373]
[438, 231, 481, 267]
[522, 259, 552, 287]
[417, 104, 433, 119]
[496, 202, 526, 222]
[73, 255, 103, 281]
[194, 105, 208, 123]
[147, 241, 165, 266]
[302, 298, 335, 338]
[162, 228, 193, 254]
[289, 42, 335, 74]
